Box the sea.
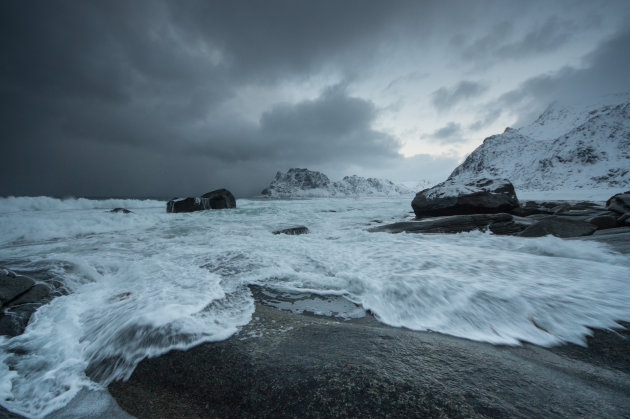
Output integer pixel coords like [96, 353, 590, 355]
[1, 195, 629, 417]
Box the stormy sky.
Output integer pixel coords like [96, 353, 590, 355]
[1, 1, 629, 198]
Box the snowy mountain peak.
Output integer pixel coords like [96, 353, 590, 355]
[449, 94, 630, 193]
[261, 168, 413, 197]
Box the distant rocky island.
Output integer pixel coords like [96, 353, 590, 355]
[261, 168, 414, 197]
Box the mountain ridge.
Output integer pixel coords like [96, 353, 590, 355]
[261, 168, 414, 197]
[448, 93, 630, 192]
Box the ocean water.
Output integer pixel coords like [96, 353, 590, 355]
[1, 196, 629, 417]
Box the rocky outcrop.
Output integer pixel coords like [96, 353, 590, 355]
[167, 189, 236, 213]
[272, 226, 310, 235]
[0, 269, 52, 336]
[411, 178, 519, 218]
[372, 189, 629, 249]
[261, 168, 412, 197]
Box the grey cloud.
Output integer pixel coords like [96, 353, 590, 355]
[1, 0, 628, 197]
[423, 122, 467, 144]
[460, 14, 601, 66]
[472, 26, 630, 130]
[385, 71, 429, 91]
[432, 122, 462, 139]
[494, 16, 576, 59]
[432, 81, 488, 111]
[460, 22, 513, 62]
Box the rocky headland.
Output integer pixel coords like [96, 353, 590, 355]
[261, 168, 413, 197]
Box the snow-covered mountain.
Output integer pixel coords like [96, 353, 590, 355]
[261, 168, 413, 197]
[448, 93, 630, 193]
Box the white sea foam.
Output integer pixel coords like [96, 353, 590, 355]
[1, 195, 629, 416]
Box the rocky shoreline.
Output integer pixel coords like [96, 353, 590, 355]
[107, 288, 630, 418]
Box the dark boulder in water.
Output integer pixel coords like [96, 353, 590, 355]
[412, 178, 519, 218]
[273, 226, 310, 235]
[110, 208, 133, 214]
[518, 216, 597, 238]
[167, 189, 236, 213]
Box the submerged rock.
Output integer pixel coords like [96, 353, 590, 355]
[411, 178, 519, 218]
[167, 189, 236, 213]
[518, 216, 597, 238]
[369, 213, 512, 234]
[110, 208, 133, 214]
[273, 226, 310, 235]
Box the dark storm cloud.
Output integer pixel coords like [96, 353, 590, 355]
[432, 81, 487, 111]
[1, 0, 628, 197]
[0, 0, 414, 197]
[471, 26, 630, 130]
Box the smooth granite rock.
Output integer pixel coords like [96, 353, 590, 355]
[412, 178, 519, 218]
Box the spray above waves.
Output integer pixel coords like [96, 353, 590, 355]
[0, 196, 164, 213]
[0, 196, 629, 416]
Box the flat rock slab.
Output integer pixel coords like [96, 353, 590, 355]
[109, 303, 630, 418]
[369, 213, 512, 234]
[518, 216, 597, 238]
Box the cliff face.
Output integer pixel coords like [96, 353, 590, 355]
[261, 168, 412, 197]
[448, 94, 630, 192]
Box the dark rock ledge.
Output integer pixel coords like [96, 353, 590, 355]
[108, 294, 630, 418]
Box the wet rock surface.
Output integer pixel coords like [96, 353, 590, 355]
[0, 269, 53, 337]
[109, 295, 630, 418]
[518, 216, 598, 238]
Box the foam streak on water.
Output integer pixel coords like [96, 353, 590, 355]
[1, 196, 629, 417]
